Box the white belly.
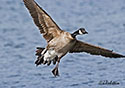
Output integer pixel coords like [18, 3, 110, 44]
[43, 49, 63, 62]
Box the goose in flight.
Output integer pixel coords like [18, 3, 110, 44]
[23, 0, 125, 76]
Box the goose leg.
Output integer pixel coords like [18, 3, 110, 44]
[52, 62, 59, 77]
[52, 58, 60, 77]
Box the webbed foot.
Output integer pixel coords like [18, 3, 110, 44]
[52, 67, 59, 77]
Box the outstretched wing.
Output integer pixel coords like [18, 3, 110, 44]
[23, 0, 62, 42]
[69, 40, 125, 58]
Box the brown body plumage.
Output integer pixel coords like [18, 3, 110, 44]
[23, 0, 125, 76]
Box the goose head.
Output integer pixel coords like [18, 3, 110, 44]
[71, 28, 88, 38]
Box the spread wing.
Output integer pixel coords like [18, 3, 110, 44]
[69, 40, 125, 58]
[23, 0, 62, 42]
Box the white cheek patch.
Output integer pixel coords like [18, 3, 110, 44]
[79, 30, 83, 35]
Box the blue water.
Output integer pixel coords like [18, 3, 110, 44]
[0, 0, 125, 88]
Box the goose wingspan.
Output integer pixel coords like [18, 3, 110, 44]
[23, 0, 62, 42]
[69, 40, 125, 58]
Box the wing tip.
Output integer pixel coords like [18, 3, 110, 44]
[111, 53, 125, 58]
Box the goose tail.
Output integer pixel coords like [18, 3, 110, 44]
[35, 47, 45, 66]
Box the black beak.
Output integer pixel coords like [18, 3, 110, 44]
[85, 31, 88, 34]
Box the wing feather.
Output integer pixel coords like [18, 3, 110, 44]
[23, 0, 62, 42]
[69, 40, 125, 58]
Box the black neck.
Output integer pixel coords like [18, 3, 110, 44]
[71, 30, 79, 38]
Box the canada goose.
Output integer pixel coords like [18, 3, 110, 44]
[23, 0, 125, 77]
